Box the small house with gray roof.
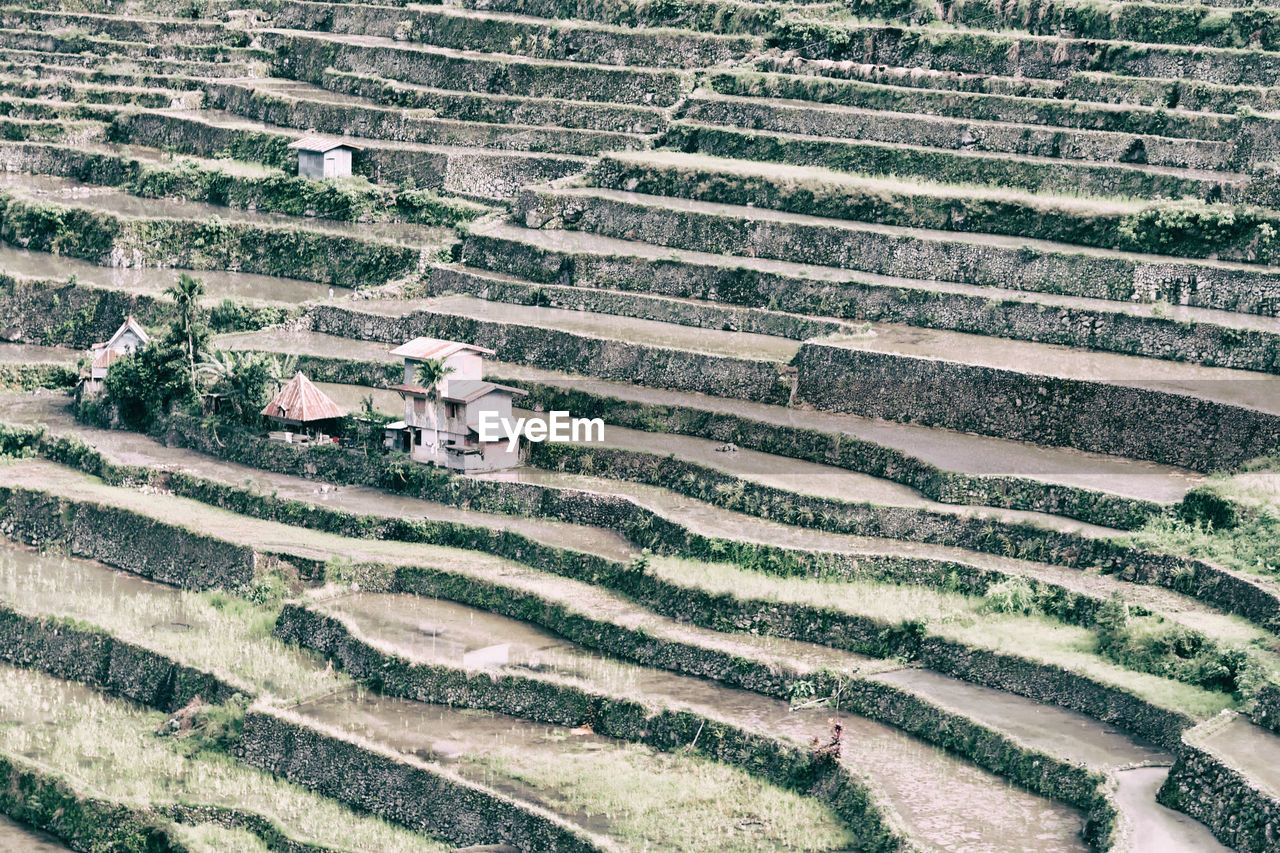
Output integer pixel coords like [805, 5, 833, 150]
[288, 135, 362, 180]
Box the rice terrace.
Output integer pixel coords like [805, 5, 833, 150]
[0, 0, 1280, 848]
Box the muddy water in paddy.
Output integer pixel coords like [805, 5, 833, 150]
[0, 341, 78, 364]
[3, 390, 1262, 650]
[0, 538, 196, 630]
[356, 294, 803, 362]
[0, 241, 338, 303]
[515, 409, 1120, 537]
[0, 815, 69, 852]
[319, 592, 1087, 853]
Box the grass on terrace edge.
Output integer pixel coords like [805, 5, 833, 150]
[0, 663, 451, 853]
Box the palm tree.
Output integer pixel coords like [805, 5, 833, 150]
[415, 357, 455, 397]
[414, 357, 455, 432]
[197, 350, 265, 421]
[165, 273, 205, 393]
[266, 353, 298, 392]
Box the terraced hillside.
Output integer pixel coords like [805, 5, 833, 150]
[0, 0, 1279, 849]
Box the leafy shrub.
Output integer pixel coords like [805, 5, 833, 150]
[1177, 487, 1240, 531]
[1119, 201, 1279, 262]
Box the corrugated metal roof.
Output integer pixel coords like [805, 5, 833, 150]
[261, 372, 346, 422]
[442, 380, 527, 403]
[287, 135, 364, 153]
[91, 347, 126, 370]
[389, 337, 495, 360]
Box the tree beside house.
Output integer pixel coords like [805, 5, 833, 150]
[384, 337, 526, 472]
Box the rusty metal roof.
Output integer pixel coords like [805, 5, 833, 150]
[287, 135, 364, 153]
[261, 372, 346, 422]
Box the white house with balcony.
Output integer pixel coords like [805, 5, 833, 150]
[384, 337, 526, 473]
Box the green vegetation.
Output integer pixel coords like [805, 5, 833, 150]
[1127, 464, 1280, 579]
[652, 556, 1248, 715]
[0, 664, 448, 853]
[127, 155, 485, 226]
[465, 739, 857, 852]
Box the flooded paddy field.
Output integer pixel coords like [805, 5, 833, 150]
[2, 0, 1279, 840]
[295, 689, 859, 852]
[0, 241, 342, 302]
[314, 591, 1090, 853]
[0, 815, 69, 852]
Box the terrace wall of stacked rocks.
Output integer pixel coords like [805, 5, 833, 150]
[1252, 686, 1280, 734]
[106, 111, 589, 201]
[1159, 737, 1280, 853]
[501, 372, 1163, 529]
[766, 23, 1280, 90]
[461, 230, 1280, 375]
[307, 302, 795, 403]
[274, 603, 918, 852]
[0, 276, 294, 348]
[1, 424, 1239, 749]
[149, 393, 1280, 636]
[0, 140, 487, 227]
[276, 600, 1118, 849]
[591, 155, 1279, 263]
[513, 186, 1280, 317]
[237, 707, 611, 853]
[0, 190, 426, 285]
[0, 603, 244, 711]
[265, 30, 688, 107]
[0, 754, 185, 853]
[0, 485, 256, 589]
[794, 341, 1280, 472]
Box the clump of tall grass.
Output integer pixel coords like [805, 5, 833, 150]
[0, 664, 449, 853]
[465, 740, 856, 852]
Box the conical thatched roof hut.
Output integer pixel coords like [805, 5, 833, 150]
[262, 372, 345, 428]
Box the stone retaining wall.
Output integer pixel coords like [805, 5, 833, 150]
[0, 603, 243, 711]
[238, 706, 610, 853]
[308, 303, 796, 404]
[769, 22, 1279, 88]
[0, 485, 256, 589]
[794, 341, 1280, 472]
[276, 602, 916, 853]
[514, 186, 1280, 317]
[463, 229, 1280, 375]
[497, 371, 1163, 529]
[1250, 685, 1280, 734]
[1158, 734, 1280, 853]
[0, 192, 426, 287]
[0, 754, 184, 852]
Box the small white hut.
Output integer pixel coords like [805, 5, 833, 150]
[288, 135, 362, 180]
